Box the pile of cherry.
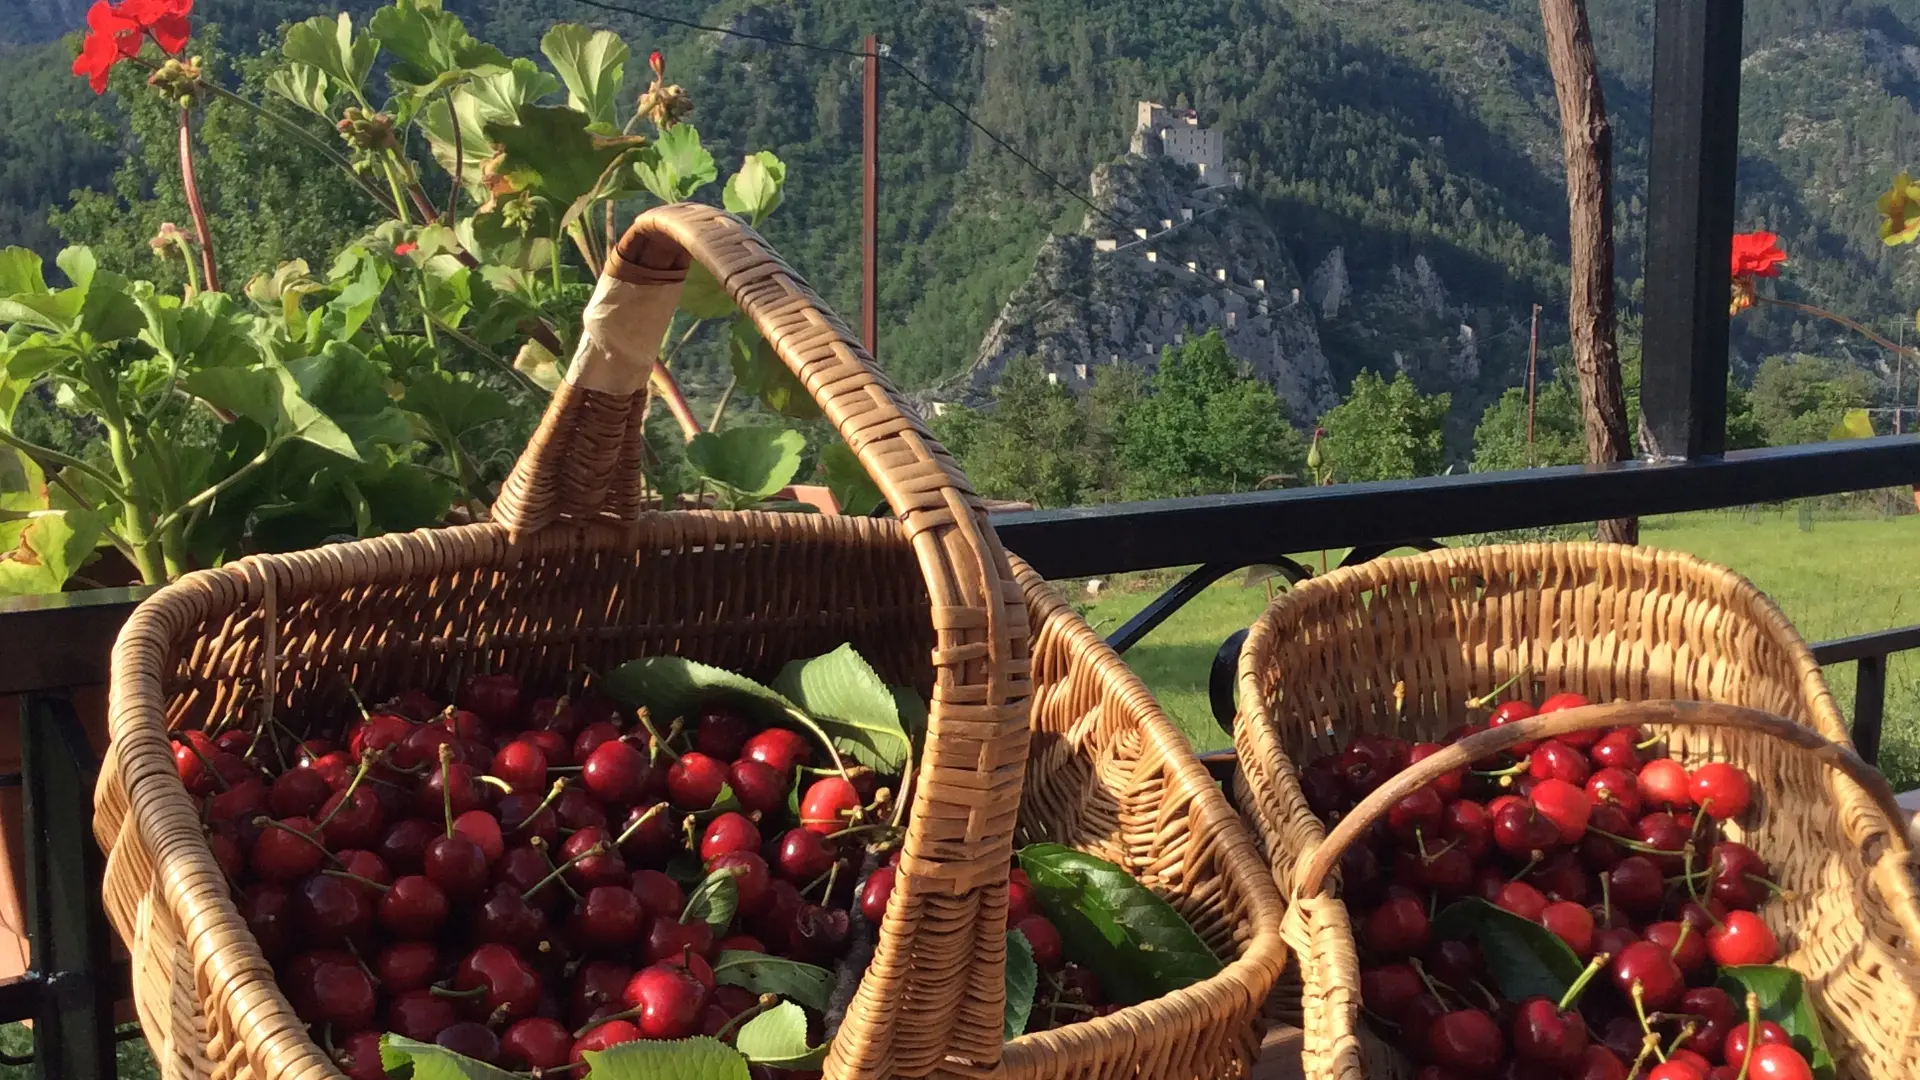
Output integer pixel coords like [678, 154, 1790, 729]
[1300, 691, 1824, 1080]
[173, 672, 1091, 1078]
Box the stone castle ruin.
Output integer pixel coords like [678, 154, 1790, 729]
[1131, 101, 1226, 185]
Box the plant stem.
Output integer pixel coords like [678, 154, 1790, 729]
[653, 363, 703, 440]
[177, 107, 220, 292]
[0, 428, 129, 500]
[411, 306, 543, 394]
[708, 376, 737, 432]
[90, 377, 164, 584]
[382, 159, 414, 227]
[171, 235, 201, 297]
[151, 442, 278, 537]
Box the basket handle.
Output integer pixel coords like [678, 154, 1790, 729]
[1294, 700, 1912, 899]
[495, 204, 1031, 1077]
[493, 202, 980, 538]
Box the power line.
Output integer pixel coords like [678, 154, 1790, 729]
[564, 0, 1133, 231]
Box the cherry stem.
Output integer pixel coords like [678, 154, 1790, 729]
[322, 869, 391, 893]
[634, 708, 681, 763]
[711, 993, 781, 1041]
[779, 707, 853, 782]
[1509, 850, 1544, 882]
[341, 682, 371, 723]
[251, 817, 344, 867]
[430, 983, 488, 999]
[1630, 983, 1665, 1060]
[1556, 952, 1612, 1013]
[1736, 992, 1761, 1080]
[522, 842, 608, 901]
[826, 823, 902, 843]
[1598, 870, 1613, 924]
[439, 743, 456, 839]
[312, 754, 377, 833]
[1587, 826, 1684, 858]
[1471, 762, 1528, 779]
[573, 1007, 642, 1039]
[1666, 1022, 1699, 1058]
[1464, 978, 1503, 1014]
[1465, 669, 1529, 709]
[614, 802, 670, 848]
[178, 736, 232, 792]
[1635, 734, 1664, 750]
[1405, 958, 1457, 1008]
[1629, 1032, 1662, 1076]
[511, 778, 570, 834]
[478, 775, 513, 794]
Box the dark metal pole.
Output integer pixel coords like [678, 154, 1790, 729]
[1853, 655, 1887, 765]
[22, 693, 115, 1080]
[1526, 302, 1542, 466]
[1639, 0, 1744, 460]
[862, 35, 880, 357]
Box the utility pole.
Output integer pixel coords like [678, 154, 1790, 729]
[862, 35, 880, 357]
[1526, 303, 1542, 466]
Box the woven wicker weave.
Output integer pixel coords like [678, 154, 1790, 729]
[1232, 543, 1920, 1080]
[93, 204, 1032, 1080]
[1004, 560, 1287, 1080]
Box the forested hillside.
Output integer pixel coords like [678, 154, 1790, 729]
[7, 0, 1920, 402]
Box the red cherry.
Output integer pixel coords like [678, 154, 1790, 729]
[1495, 881, 1549, 922]
[616, 802, 678, 864]
[1589, 728, 1643, 772]
[1688, 763, 1753, 820]
[662, 949, 716, 993]
[1492, 801, 1562, 859]
[1678, 987, 1737, 1058]
[387, 988, 459, 1042]
[1646, 1062, 1705, 1080]
[568, 960, 634, 1027]
[318, 787, 387, 851]
[630, 869, 685, 920]
[743, 728, 813, 777]
[859, 865, 897, 924]
[207, 779, 271, 826]
[453, 943, 542, 1024]
[1707, 910, 1779, 966]
[573, 721, 623, 764]
[349, 712, 414, 762]
[1528, 778, 1592, 843]
[1361, 964, 1425, 1021]
[643, 914, 715, 964]
[173, 734, 218, 793]
[471, 883, 546, 949]
[335, 1030, 387, 1080]
[1723, 1020, 1792, 1070]
[1540, 901, 1594, 957]
[375, 940, 440, 993]
[1013, 913, 1064, 969]
[458, 672, 522, 727]
[667, 752, 730, 810]
[453, 810, 505, 863]
[1746, 1044, 1815, 1080]
[728, 759, 789, 817]
[1534, 851, 1590, 904]
[1419, 847, 1475, 897]
[1408, 742, 1466, 799]
[239, 883, 293, 959]
[297, 954, 377, 1029]
[1538, 691, 1591, 714]
[571, 885, 647, 950]
[1529, 740, 1592, 786]
[423, 833, 491, 899]
[1609, 940, 1684, 1010]
[1008, 874, 1035, 923]
[1606, 855, 1664, 917]
[1385, 786, 1444, 841]
[1584, 767, 1643, 818]
[379, 875, 450, 939]
[435, 1021, 501, 1065]
[700, 812, 762, 862]
[1512, 996, 1589, 1065]
[1646, 920, 1707, 975]
[694, 706, 755, 760]
[799, 775, 862, 834]
[1441, 800, 1493, 859]
[376, 817, 440, 876]
[1426, 1009, 1505, 1073]
[288, 867, 373, 940]
[1634, 812, 1691, 873]
[708, 851, 773, 917]
[490, 740, 550, 794]
[1707, 842, 1772, 909]
[558, 826, 628, 889]
[569, 1019, 641, 1063]
[1424, 939, 1482, 987]
[1364, 896, 1431, 955]
[623, 963, 709, 1039]
[583, 740, 652, 805]
[1638, 759, 1693, 809]
[268, 768, 333, 819]
[1575, 1045, 1629, 1080]
[1489, 699, 1542, 754]
[527, 695, 581, 737]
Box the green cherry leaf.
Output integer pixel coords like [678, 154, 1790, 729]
[1016, 844, 1221, 1005]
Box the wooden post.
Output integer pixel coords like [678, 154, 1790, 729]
[1540, 0, 1638, 543]
[862, 35, 880, 357]
[1526, 303, 1542, 466]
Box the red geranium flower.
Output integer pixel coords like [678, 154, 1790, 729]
[650, 50, 665, 78]
[73, 1, 142, 93]
[1730, 231, 1787, 279]
[120, 0, 192, 54]
[393, 242, 418, 257]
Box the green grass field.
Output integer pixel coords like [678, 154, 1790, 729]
[1080, 508, 1920, 790]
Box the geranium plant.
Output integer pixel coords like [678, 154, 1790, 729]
[2, 0, 878, 596]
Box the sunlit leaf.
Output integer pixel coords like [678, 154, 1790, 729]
[542, 25, 629, 132]
[684, 426, 803, 505]
[282, 13, 377, 97]
[0, 248, 46, 297]
[729, 320, 818, 419]
[634, 123, 717, 203]
[368, 0, 508, 90]
[264, 63, 333, 115]
[482, 104, 648, 213]
[734, 1002, 826, 1069]
[722, 152, 786, 225]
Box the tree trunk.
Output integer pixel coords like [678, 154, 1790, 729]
[1539, 0, 1637, 544]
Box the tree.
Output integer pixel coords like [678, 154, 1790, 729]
[1318, 370, 1450, 482]
[1117, 332, 1304, 499]
[1750, 355, 1875, 446]
[1472, 375, 1586, 472]
[930, 358, 1097, 507]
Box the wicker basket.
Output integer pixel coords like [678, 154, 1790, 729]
[1004, 560, 1287, 1080]
[1231, 543, 1920, 1080]
[90, 203, 1284, 1080]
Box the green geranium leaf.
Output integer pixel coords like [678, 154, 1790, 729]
[1828, 408, 1875, 441]
[378, 1033, 518, 1080]
[483, 104, 649, 214]
[287, 342, 414, 450]
[400, 369, 514, 439]
[0, 248, 46, 296]
[1431, 899, 1584, 1005]
[1017, 844, 1222, 1005]
[634, 123, 717, 203]
[55, 247, 96, 292]
[264, 63, 333, 115]
[818, 442, 884, 517]
[1717, 966, 1836, 1079]
[730, 321, 818, 420]
[712, 951, 833, 1012]
[582, 1037, 749, 1080]
[678, 262, 737, 319]
[541, 25, 629, 131]
[734, 1001, 826, 1069]
[421, 59, 560, 194]
[1004, 928, 1038, 1040]
[722, 151, 787, 225]
[0, 290, 85, 334]
[184, 365, 361, 461]
[368, 0, 508, 90]
[0, 507, 108, 597]
[684, 426, 803, 503]
[282, 13, 376, 97]
[772, 645, 911, 774]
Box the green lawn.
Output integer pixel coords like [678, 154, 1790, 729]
[1081, 508, 1920, 789]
